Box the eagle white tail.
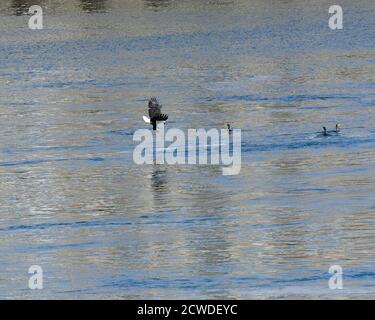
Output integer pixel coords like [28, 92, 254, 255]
[143, 116, 166, 124]
[143, 116, 151, 123]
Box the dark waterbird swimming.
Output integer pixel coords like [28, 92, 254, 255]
[148, 97, 168, 130]
[320, 124, 341, 137]
[227, 123, 233, 133]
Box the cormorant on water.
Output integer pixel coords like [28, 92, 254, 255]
[322, 127, 330, 136]
[148, 97, 168, 130]
[321, 124, 341, 137]
[322, 124, 341, 136]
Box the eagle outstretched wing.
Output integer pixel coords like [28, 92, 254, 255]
[148, 97, 168, 122]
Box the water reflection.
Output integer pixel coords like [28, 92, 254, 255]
[150, 166, 170, 208]
[10, 0, 42, 16]
[79, 0, 108, 13]
[143, 0, 171, 10]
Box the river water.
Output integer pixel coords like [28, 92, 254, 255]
[0, 0, 374, 299]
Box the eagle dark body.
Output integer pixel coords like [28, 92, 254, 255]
[148, 97, 168, 130]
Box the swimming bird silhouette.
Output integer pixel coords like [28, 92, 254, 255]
[227, 123, 233, 133]
[324, 124, 341, 135]
[148, 97, 168, 130]
[322, 126, 331, 136]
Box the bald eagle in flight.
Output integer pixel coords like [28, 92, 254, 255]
[148, 97, 168, 130]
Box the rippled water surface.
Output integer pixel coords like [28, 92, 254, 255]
[0, 0, 375, 299]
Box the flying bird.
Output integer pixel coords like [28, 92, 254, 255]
[148, 97, 168, 130]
